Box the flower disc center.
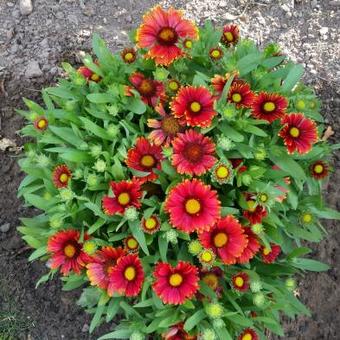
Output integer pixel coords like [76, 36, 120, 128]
[184, 143, 203, 163]
[213, 232, 228, 248]
[127, 237, 138, 249]
[247, 200, 257, 212]
[263, 101, 276, 112]
[138, 79, 156, 97]
[157, 27, 178, 45]
[235, 277, 244, 287]
[263, 247, 271, 256]
[232, 93, 242, 103]
[185, 198, 201, 215]
[124, 266, 136, 281]
[314, 164, 324, 174]
[145, 217, 157, 230]
[59, 173, 69, 183]
[64, 244, 76, 258]
[289, 127, 300, 138]
[118, 192, 130, 206]
[190, 101, 201, 113]
[242, 334, 253, 340]
[169, 273, 183, 287]
[224, 31, 234, 42]
[216, 165, 229, 179]
[140, 154, 156, 168]
[161, 116, 181, 135]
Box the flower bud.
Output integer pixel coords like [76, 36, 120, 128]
[188, 240, 202, 255]
[59, 188, 74, 201]
[166, 229, 178, 244]
[93, 159, 107, 173]
[83, 240, 97, 255]
[253, 292, 266, 307]
[205, 303, 224, 319]
[87, 174, 99, 187]
[125, 207, 138, 221]
[285, 278, 297, 291]
[250, 280, 262, 293]
[202, 328, 216, 340]
[251, 223, 264, 235]
[90, 145, 102, 158]
[130, 331, 144, 340]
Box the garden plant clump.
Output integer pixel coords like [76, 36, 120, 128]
[17, 5, 339, 340]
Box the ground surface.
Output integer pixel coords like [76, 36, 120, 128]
[0, 0, 339, 339]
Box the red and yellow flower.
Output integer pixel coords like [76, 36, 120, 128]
[77, 66, 101, 82]
[33, 116, 48, 131]
[238, 328, 259, 340]
[310, 160, 329, 179]
[251, 92, 288, 123]
[209, 47, 223, 61]
[121, 47, 137, 64]
[52, 164, 72, 188]
[126, 72, 166, 107]
[243, 197, 267, 224]
[108, 253, 144, 297]
[136, 6, 199, 66]
[162, 322, 197, 340]
[123, 235, 139, 253]
[87, 246, 126, 290]
[221, 24, 240, 46]
[171, 86, 217, 128]
[47, 229, 91, 275]
[102, 179, 142, 215]
[237, 227, 260, 264]
[261, 244, 281, 264]
[200, 267, 223, 292]
[172, 129, 216, 176]
[198, 248, 216, 268]
[141, 215, 160, 234]
[199, 215, 248, 265]
[152, 261, 199, 305]
[211, 161, 233, 184]
[165, 179, 221, 233]
[211, 72, 241, 96]
[126, 137, 164, 182]
[232, 272, 250, 292]
[147, 103, 185, 146]
[228, 82, 255, 108]
[278, 113, 318, 154]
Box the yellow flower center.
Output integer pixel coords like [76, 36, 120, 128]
[169, 273, 183, 287]
[37, 119, 47, 129]
[169, 80, 179, 91]
[247, 200, 256, 212]
[144, 217, 157, 230]
[117, 192, 130, 206]
[184, 40, 192, 48]
[201, 250, 213, 263]
[211, 49, 221, 58]
[242, 334, 253, 340]
[213, 232, 228, 248]
[139, 79, 155, 96]
[59, 173, 69, 183]
[234, 276, 244, 287]
[124, 266, 136, 281]
[289, 127, 300, 138]
[161, 116, 181, 135]
[216, 165, 229, 179]
[203, 273, 219, 290]
[302, 213, 312, 223]
[127, 237, 138, 249]
[224, 31, 234, 42]
[190, 101, 201, 113]
[263, 247, 271, 256]
[124, 52, 134, 61]
[232, 93, 242, 103]
[263, 101, 276, 112]
[91, 74, 100, 81]
[158, 27, 177, 44]
[185, 198, 201, 215]
[314, 164, 324, 174]
[140, 154, 155, 168]
[259, 194, 268, 203]
[64, 244, 76, 258]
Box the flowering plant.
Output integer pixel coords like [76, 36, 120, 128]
[17, 6, 339, 340]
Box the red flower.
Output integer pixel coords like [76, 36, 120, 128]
[141, 215, 161, 234]
[232, 272, 250, 292]
[171, 86, 217, 128]
[87, 246, 126, 290]
[108, 254, 144, 297]
[123, 235, 139, 253]
[199, 215, 248, 265]
[200, 267, 223, 292]
[230, 158, 247, 173]
[136, 6, 198, 66]
[238, 328, 259, 340]
[251, 92, 288, 123]
[102, 179, 142, 215]
[310, 160, 329, 180]
[147, 103, 185, 146]
[47, 230, 91, 275]
[221, 24, 240, 46]
[211, 72, 241, 95]
[237, 227, 260, 264]
[126, 137, 164, 182]
[77, 66, 101, 82]
[162, 322, 197, 340]
[228, 82, 255, 108]
[33, 116, 48, 131]
[261, 244, 281, 263]
[121, 47, 137, 64]
[243, 198, 267, 224]
[278, 113, 318, 154]
[165, 179, 221, 233]
[153, 261, 199, 305]
[209, 47, 224, 61]
[172, 129, 216, 176]
[126, 72, 166, 107]
[52, 164, 72, 188]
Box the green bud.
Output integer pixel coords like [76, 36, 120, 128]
[73, 168, 83, 179]
[212, 318, 225, 329]
[50, 215, 63, 229]
[87, 174, 99, 187]
[188, 240, 202, 255]
[36, 154, 50, 167]
[285, 278, 297, 291]
[90, 145, 102, 158]
[250, 280, 262, 293]
[83, 240, 98, 255]
[296, 99, 306, 111]
[205, 303, 224, 319]
[79, 142, 88, 150]
[64, 100, 78, 112]
[202, 328, 216, 340]
[124, 207, 138, 221]
[166, 229, 178, 244]
[241, 174, 252, 186]
[59, 188, 74, 201]
[217, 136, 234, 151]
[130, 331, 144, 340]
[254, 147, 267, 161]
[251, 224, 264, 235]
[93, 159, 107, 173]
[253, 292, 266, 307]
[107, 124, 119, 137]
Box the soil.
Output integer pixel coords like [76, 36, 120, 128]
[0, 0, 339, 339]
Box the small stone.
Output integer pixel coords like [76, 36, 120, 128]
[329, 0, 340, 6]
[25, 60, 43, 78]
[81, 324, 89, 332]
[311, 0, 318, 8]
[319, 27, 329, 35]
[19, 0, 33, 16]
[0, 223, 10, 233]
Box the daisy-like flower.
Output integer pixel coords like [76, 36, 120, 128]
[209, 47, 223, 61]
[211, 72, 241, 96]
[221, 24, 240, 46]
[300, 211, 314, 225]
[251, 92, 288, 123]
[108, 253, 144, 297]
[121, 47, 137, 64]
[167, 79, 181, 94]
[171, 86, 217, 128]
[33, 116, 48, 131]
[310, 160, 329, 180]
[136, 6, 199, 66]
[52, 164, 72, 188]
[123, 235, 139, 253]
[200, 267, 223, 292]
[162, 322, 197, 340]
[152, 261, 199, 305]
[278, 113, 318, 154]
[243, 197, 267, 225]
[126, 137, 164, 182]
[102, 179, 142, 215]
[238, 328, 259, 340]
[126, 72, 167, 107]
[199, 215, 248, 265]
[236, 227, 260, 264]
[165, 179, 221, 233]
[183, 38, 193, 49]
[232, 272, 250, 292]
[211, 161, 233, 184]
[141, 215, 161, 234]
[147, 103, 185, 146]
[47, 229, 91, 275]
[87, 246, 126, 291]
[198, 248, 216, 268]
[77, 66, 101, 82]
[261, 244, 281, 264]
[172, 129, 216, 176]
[228, 82, 255, 108]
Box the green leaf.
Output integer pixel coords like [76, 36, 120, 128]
[292, 258, 329, 272]
[215, 327, 232, 340]
[261, 56, 286, 68]
[183, 309, 206, 331]
[128, 220, 149, 255]
[218, 123, 244, 142]
[281, 64, 304, 92]
[158, 234, 168, 262]
[62, 276, 86, 291]
[287, 247, 311, 260]
[106, 298, 121, 322]
[88, 218, 106, 234]
[128, 97, 147, 114]
[225, 313, 253, 327]
[48, 125, 83, 147]
[90, 305, 105, 333]
[98, 329, 132, 340]
[79, 117, 112, 140]
[87, 93, 115, 104]
[28, 246, 47, 261]
[237, 52, 262, 75]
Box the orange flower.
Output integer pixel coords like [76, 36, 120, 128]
[221, 24, 239, 46]
[52, 164, 72, 188]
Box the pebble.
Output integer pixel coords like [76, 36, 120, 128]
[81, 324, 89, 332]
[19, 0, 33, 16]
[0, 223, 10, 233]
[311, 0, 318, 8]
[319, 27, 329, 35]
[25, 60, 43, 78]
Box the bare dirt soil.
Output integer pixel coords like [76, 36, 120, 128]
[0, 0, 339, 339]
